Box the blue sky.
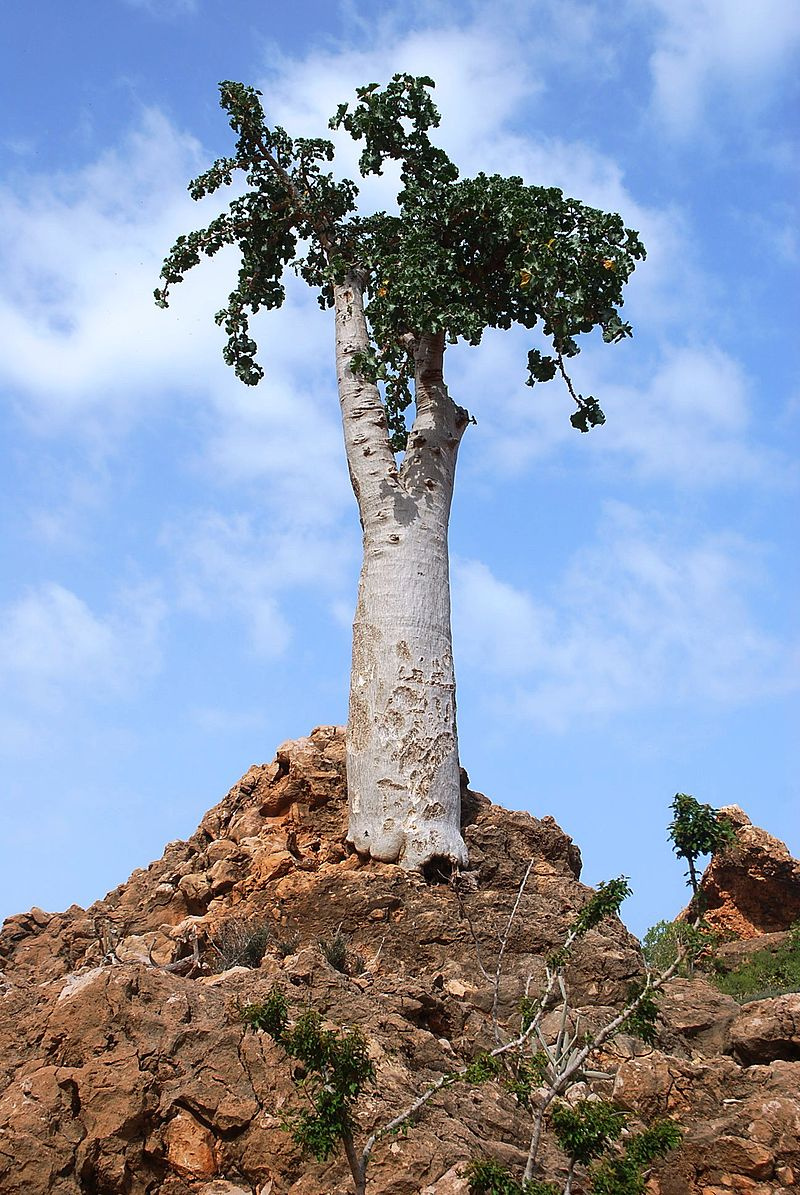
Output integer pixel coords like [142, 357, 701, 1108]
[1, 0, 798, 935]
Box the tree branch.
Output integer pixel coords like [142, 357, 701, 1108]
[334, 274, 399, 515]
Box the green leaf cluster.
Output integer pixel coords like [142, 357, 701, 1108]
[571, 877, 632, 938]
[242, 987, 374, 1161]
[464, 1050, 504, 1084]
[463, 1158, 558, 1195]
[641, 919, 717, 975]
[589, 1120, 682, 1194]
[505, 1051, 549, 1110]
[667, 794, 737, 895]
[550, 1099, 624, 1165]
[158, 73, 645, 448]
[618, 984, 661, 1045]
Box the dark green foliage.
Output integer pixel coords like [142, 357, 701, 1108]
[620, 983, 661, 1045]
[464, 1050, 503, 1084]
[466, 1109, 678, 1195]
[550, 1100, 624, 1165]
[712, 924, 800, 1001]
[571, 877, 632, 938]
[641, 919, 717, 975]
[157, 74, 644, 449]
[463, 1158, 558, 1195]
[667, 794, 737, 896]
[208, 914, 271, 971]
[589, 1120, 682, 1194]
[518, 995, 540, 1032]
[243, 988, 374, 1163]
[242, 987, 289, 1038]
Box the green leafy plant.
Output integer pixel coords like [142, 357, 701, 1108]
[243, 989, 375, 1192]
[711, 925, 800, 1001]
[589, 1120, 682, 1194]
[641, 919, 718, 977]
[464, 1157, 558, 1194]
[667, 793, 736, 896]
[551, 1100, 624, 1165]
[464, 1112, 680, 1195]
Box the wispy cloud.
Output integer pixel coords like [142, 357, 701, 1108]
[0, 581, 165, 752]
[456, 332, 793, 489]
[453, 502, 798, 731]
[163, 509, 358, 658]
[121, 0, 197, 15]
[642, 0, 800, 135]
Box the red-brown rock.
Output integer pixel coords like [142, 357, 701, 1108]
[1, 728, 798, 1194]
[692, 805, 800, 938]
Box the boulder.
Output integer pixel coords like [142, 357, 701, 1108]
[692, 805, 800, 938]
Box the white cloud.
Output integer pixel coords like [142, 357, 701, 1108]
[595, 344, 790, 486]
[0, 109, 213, 428]
[642, 0, 800, 135]
[0, 104, 353, 554]
[453, 503, 798, 731]
[460, 335, 791, 489]
[164, 510, 358, 657]
[0, 581, 165, 751]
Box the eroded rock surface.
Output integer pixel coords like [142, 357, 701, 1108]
[691, 804, 800, 938]
[0, 728, 798, 1194]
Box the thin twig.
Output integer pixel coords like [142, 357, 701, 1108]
[491, 858, 535, 1042]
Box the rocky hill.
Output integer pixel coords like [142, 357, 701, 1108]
[1, 727, 798, 1194]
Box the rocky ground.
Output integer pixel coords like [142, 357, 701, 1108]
[0, 726, 798, 1194]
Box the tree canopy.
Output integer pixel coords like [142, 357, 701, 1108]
[156, 74, 646, 448]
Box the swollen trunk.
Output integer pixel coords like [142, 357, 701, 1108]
[334, 276, 469, 869]
[347, 498, 467, 868]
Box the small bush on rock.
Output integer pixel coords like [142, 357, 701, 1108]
[711, 924, 800, 1001]
[207, 915, 271, 971]
[276, 929, 301, 958]
[319, 927, 365, 976]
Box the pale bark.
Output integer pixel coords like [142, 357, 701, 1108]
[334, 275, 469, 868]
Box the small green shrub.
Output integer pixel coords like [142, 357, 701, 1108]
[589, 1120, 682, 1194]
[550, 1100, 624, 1166]
[711, 927, 800, 1002]
[641, 919, 717, 978]
[463, 1157, 558, 1194]
[243, 987, 375, 1163]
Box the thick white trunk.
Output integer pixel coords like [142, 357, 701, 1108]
[347, 509, 466, 867]
[334, 275, 469, 869]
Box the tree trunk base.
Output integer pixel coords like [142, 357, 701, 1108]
[347, 813, 468, 872]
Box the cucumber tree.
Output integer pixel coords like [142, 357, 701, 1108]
[157, 75, 645, 871]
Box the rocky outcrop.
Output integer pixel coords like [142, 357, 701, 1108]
[691, 804, 800, 938]
[0, 728, 798, 1194]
